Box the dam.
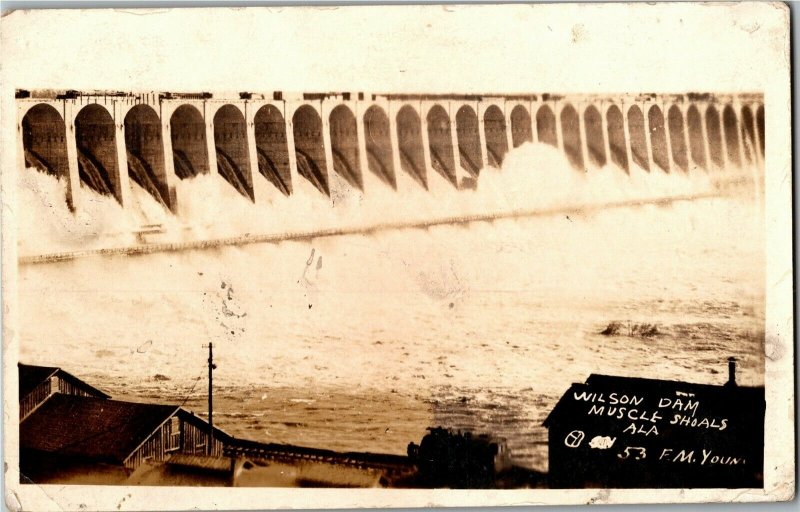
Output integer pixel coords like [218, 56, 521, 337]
[16, 90, 764, 214]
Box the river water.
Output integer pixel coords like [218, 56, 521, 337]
[16, 143, 765, 472]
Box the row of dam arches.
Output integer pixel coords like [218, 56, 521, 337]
[21, 100, 765, 210]
[553, 103, 764, 173]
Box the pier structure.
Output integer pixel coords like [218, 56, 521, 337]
[16, 90, 764, 212]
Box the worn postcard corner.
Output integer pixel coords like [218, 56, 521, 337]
[0, 2, 794, 510]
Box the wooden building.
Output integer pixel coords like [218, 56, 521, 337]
[21, 394, 232, 484]
[19, 363, 110, 420]
[543, 371, 765, 489]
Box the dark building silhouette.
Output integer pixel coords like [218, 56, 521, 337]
[543, 371, 765, 489]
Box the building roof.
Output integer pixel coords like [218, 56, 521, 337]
[543, 373, 764, 427]
[18, 364, 58, 399]
[18, 363, 110, 400]
[21, 393, 234, 465]
[21, 394, 180, 464]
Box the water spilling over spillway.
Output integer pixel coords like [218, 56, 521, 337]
[15, 90, 765, 472]
[19, 142, 747, 257]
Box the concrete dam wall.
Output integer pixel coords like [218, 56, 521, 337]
[16, 90, 764, 213]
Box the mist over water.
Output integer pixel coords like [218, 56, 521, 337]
[18, 143, 724, 255]
[17, 143, 765, 471]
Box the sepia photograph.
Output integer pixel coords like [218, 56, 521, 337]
[1, 3, 793, 509]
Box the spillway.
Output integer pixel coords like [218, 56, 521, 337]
[15, 89, 764, 261]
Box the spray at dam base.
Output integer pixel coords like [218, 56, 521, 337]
[15, 91, 765, 482]
[19, 141, 742, 259]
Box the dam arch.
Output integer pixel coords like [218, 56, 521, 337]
[426, 104, 457, 187]
[254, 104, 291, 196]
[648, 105, 669, 172]
[329, 105, 363, 191]
[456, 105, 481, 176]
[214, 104, 254, 201]
[756, 105, 765, 157]
[170, 104, 209, 180]
[292, 105, 329, 196]
[560, 104, 583, 170]
[722, 105, 741, 168]
[667, 105, 688, 172]
[536, 105, 557, 147]
[363, 105, 395, 189]
[627, 105, 648, 171]
[483, 105, 508, 168]
[22, 104, 70, 183]
[705, 106, 724, 168]
[584, 105, 606, 167]
[396, 105, 427, 189]
[75, 104, 122, 203]
[606, 105, 628, 172]
[686, 105, 706, 169]
[740, 105, 756, 165]
[124, 105, 171, 209]
[510, 105, 533, 148]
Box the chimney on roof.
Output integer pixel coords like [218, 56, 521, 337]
[725, 357, 737, 387]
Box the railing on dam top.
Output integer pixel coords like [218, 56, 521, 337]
[15, 90, 765, 212]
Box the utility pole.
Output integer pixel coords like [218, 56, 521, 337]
[203, 342, 217, 455]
